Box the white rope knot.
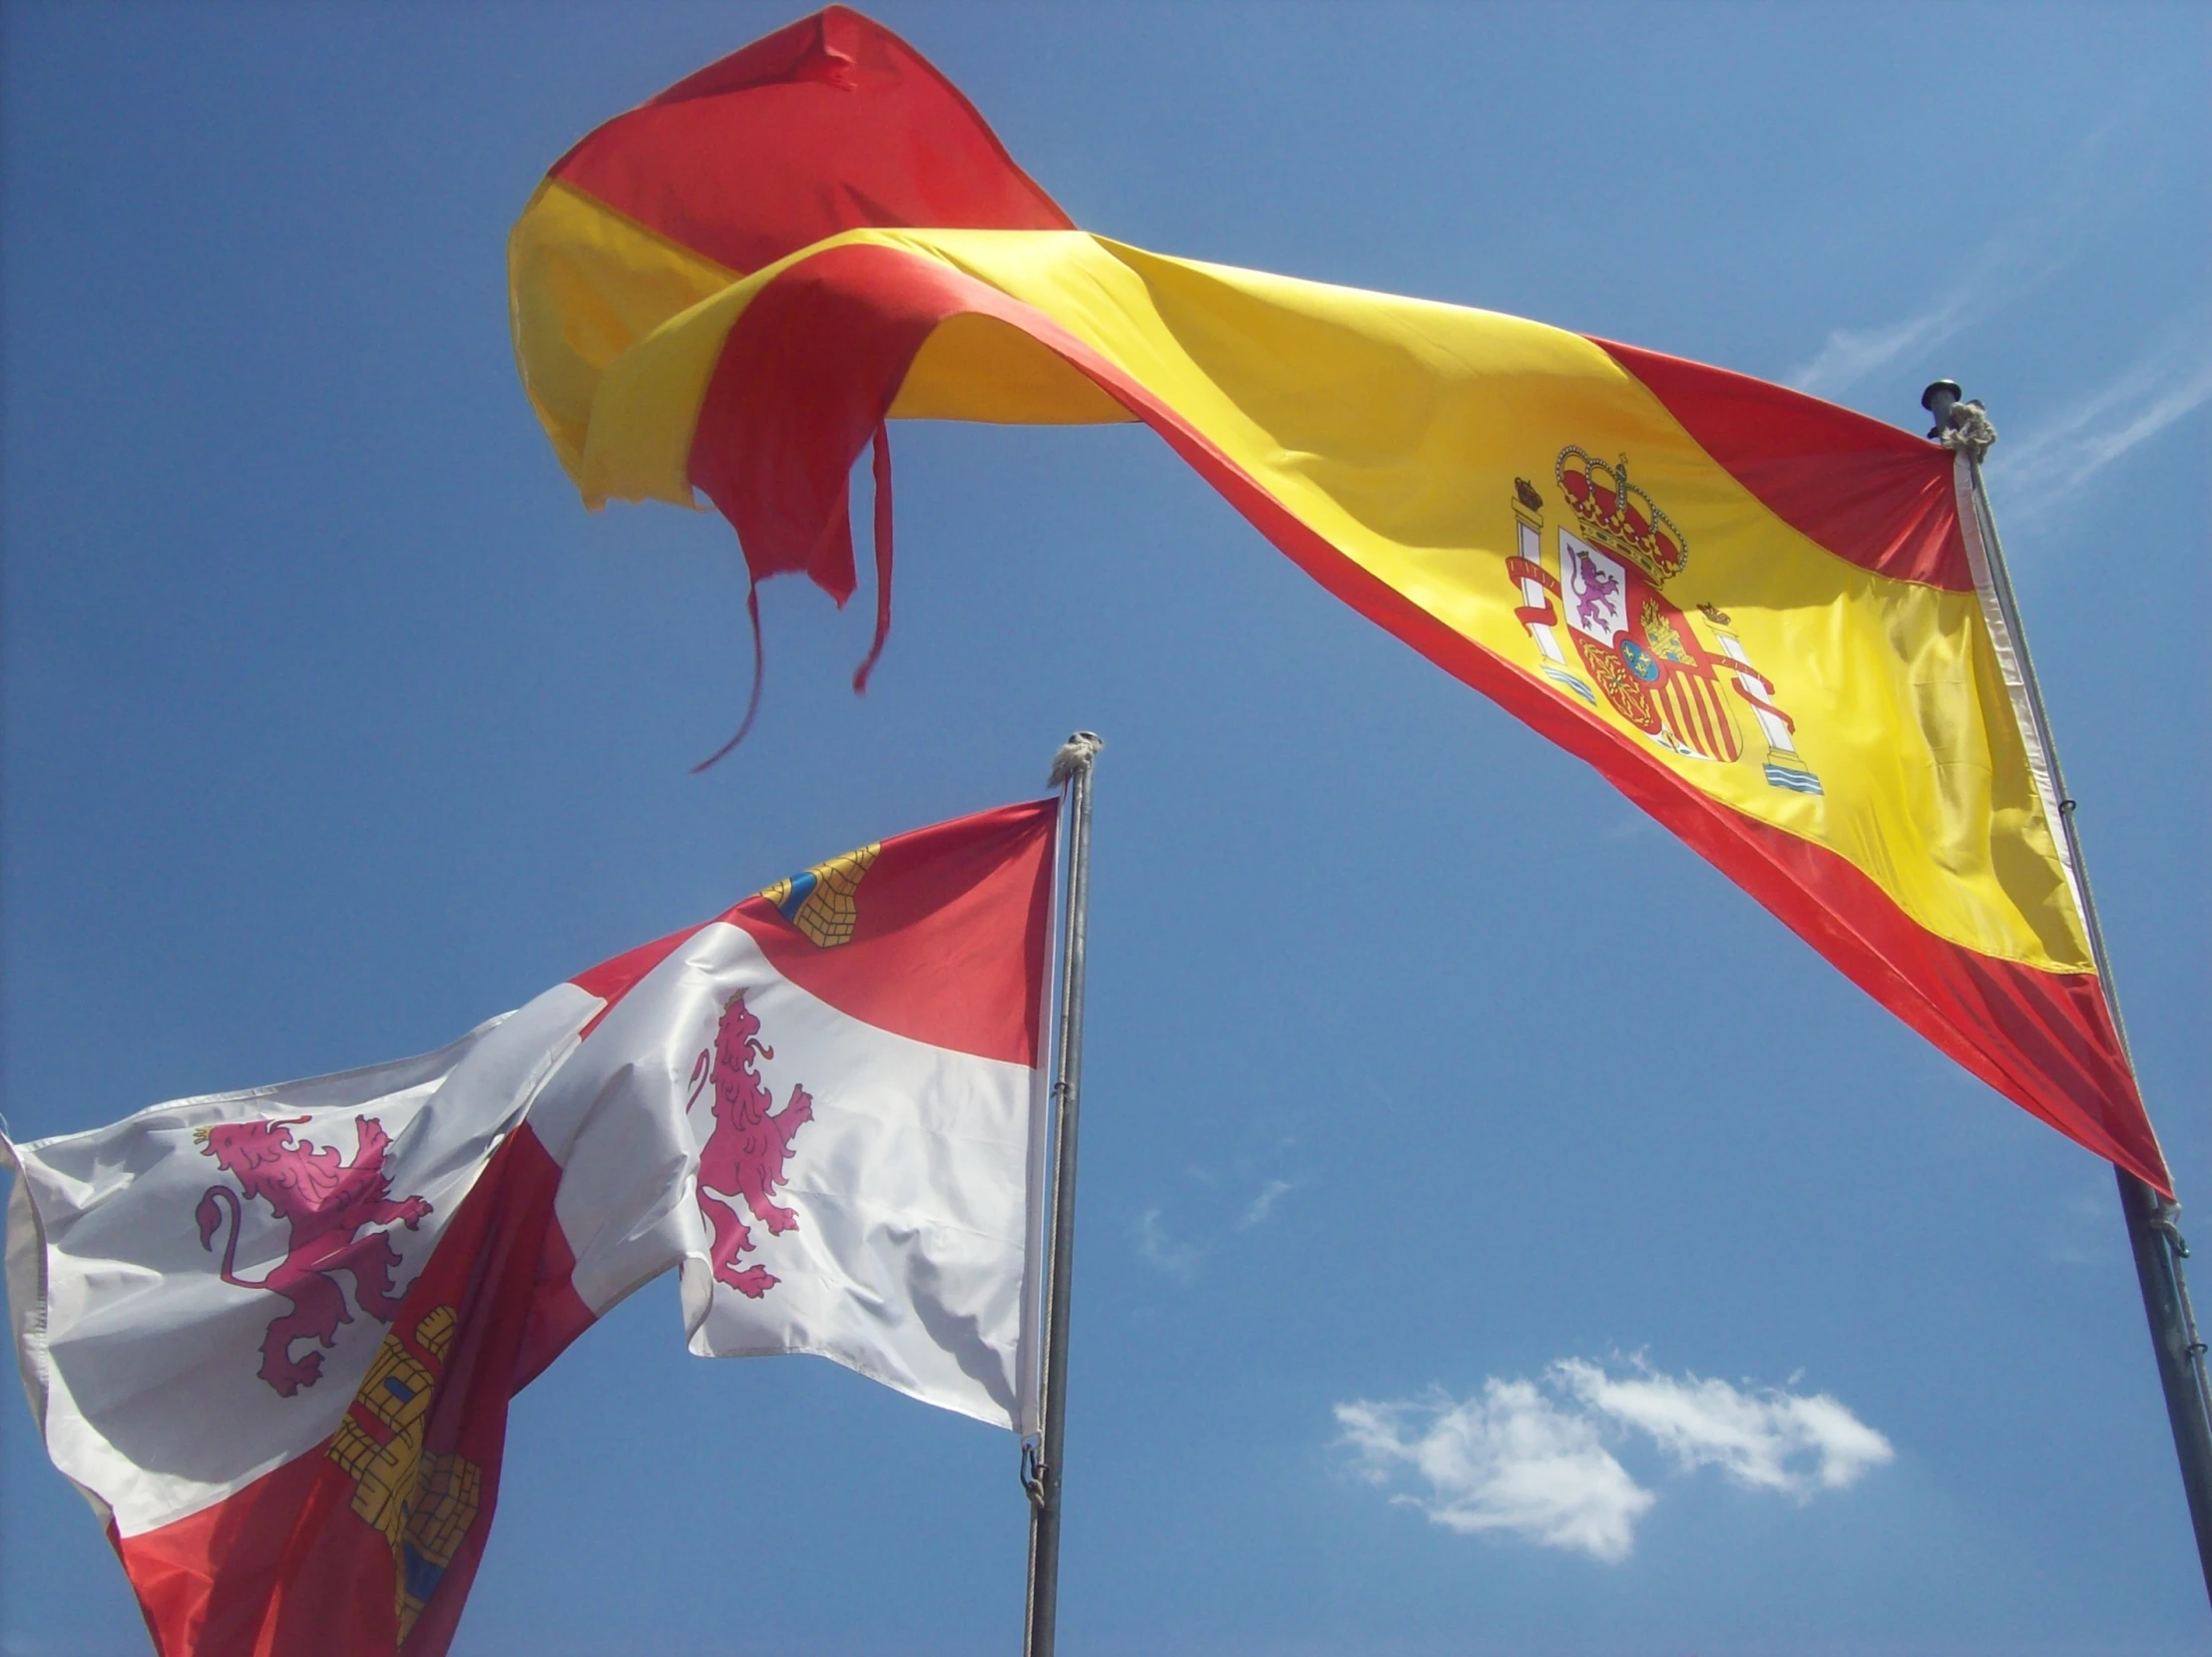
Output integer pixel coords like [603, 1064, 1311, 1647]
[1048, 730, 1104, 787]
[1937, 399, 1998, 462]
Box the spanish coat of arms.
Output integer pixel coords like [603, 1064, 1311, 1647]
[1504, 449, 1821, 796]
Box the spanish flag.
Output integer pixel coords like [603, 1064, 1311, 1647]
[509, 7, 2166, 1193]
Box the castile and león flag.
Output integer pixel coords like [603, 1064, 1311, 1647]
[4, 795, 1075, 1655]
[9, 2, 2209, 1647]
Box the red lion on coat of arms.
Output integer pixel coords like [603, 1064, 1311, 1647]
[194, 1115, 432, 1397]
[685, 991, 811, 1299]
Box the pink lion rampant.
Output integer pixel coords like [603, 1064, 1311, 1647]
[193, 1115, 432, 1397]
[1567, 546, 1621, 632]
[685, 990, 812, 1298]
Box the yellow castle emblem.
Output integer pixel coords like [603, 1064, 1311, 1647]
[758, 842, 879, 948]
[327, 1304, 481, 1644]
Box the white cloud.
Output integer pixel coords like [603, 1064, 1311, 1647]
[1335, 1384, 1654, 1564]
[1336, 1360, 1890, 1562]
[1237, 1178, 1297, 1230]
[1134, 1207, 1203, 1282]
[1982, 322, 2212, 530]
[1554, 1359, 1893, 1496]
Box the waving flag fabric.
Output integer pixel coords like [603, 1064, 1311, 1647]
[3, 799, 1058, 1657]
[508, 7, 2164, 1194]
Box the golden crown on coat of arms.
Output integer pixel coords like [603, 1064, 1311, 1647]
[1554, 447, 1688, 586]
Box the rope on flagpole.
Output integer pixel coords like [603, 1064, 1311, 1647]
[1925, 380, 1997, 460]
[1048, 731, 1104, 789]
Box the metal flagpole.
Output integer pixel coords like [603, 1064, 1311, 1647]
[1025, 730, 1103, 1657]
[1925, 381, 2212, 1601]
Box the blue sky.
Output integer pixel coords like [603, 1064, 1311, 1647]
[3, 4, 2207, 1653]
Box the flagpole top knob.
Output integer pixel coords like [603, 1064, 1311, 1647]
[1921, 380, 1996, 458]
[1048, 731, 1104, 787]
[1921, 379, 1966, 431]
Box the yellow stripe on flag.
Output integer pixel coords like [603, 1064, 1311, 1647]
[566, 225, 2082, 975]
[509, 179, 741, 483]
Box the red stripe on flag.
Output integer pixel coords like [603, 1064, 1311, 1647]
[548, 6, 1070, 279]
[1675, 674, 1735, 763]
[727, 797, 1057, 1067]
[680, 237, 2164, 1192]
[116, 1126, 594, 1657]
[1593, 337, 1972, 592]
[569, 798, 1059, 1067]
[109, 1452, 329, 1657]
[569, 926, 697, 1038]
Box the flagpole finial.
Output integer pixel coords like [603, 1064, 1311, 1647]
[1922, 379, 1964, 429]
[1048, 731, 1104, 788]
[1922, 379, 1996, 459]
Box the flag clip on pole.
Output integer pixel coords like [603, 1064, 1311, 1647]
[1025, 731, 1103, 1657]
[1926, 382, 2212, 1602]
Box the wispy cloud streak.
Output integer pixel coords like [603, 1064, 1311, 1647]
[1790, 294, 1977, 402]
[1336, 1359, 1891, 1562]
[1984, 322, 2212, 528]
[1787, 123, 2124, 403]
[1238, 1178, 1296, 1230]
[1134, 1207, 1203, 1282]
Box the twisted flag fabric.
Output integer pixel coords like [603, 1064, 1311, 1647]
[3, 799, 1058, 1656]
[509, 5, 2164, 1193]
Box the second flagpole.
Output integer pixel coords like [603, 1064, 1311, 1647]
[1025, 731, 1103, 1657]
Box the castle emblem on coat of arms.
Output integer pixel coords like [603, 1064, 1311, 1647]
[1504, 449, 1821, 795]
[327, 1303, 481, 1643]
[758, 841, 879, 947]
